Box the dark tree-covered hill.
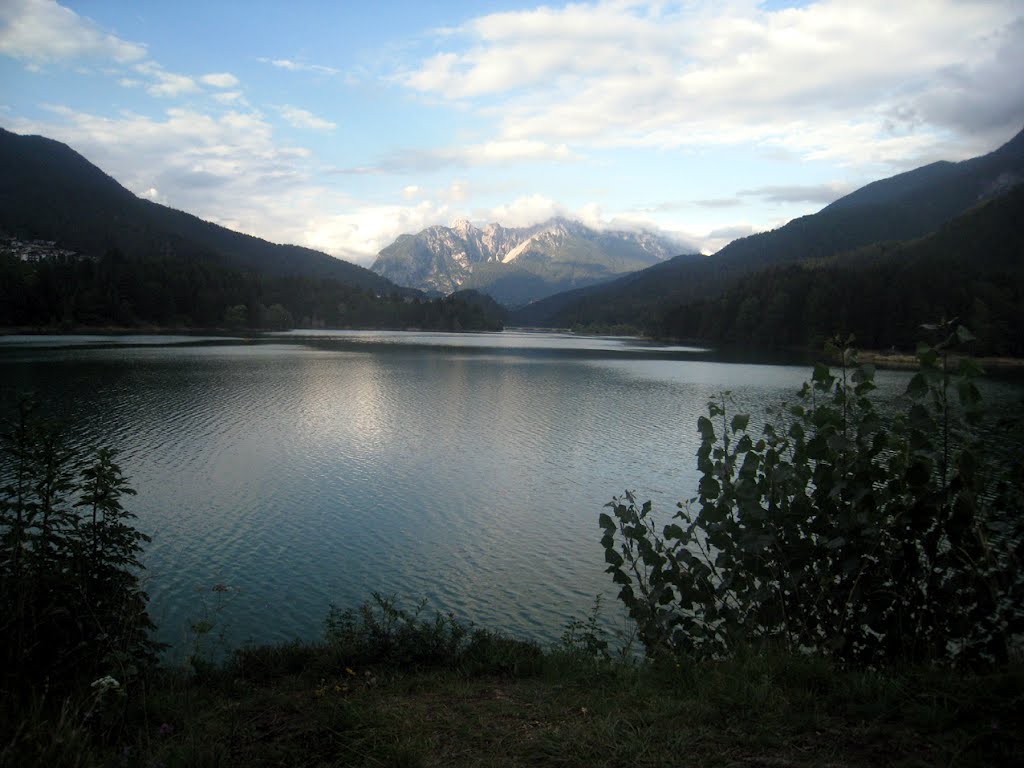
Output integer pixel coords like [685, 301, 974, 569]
[511, 126, 1024, 330]
[0, 127, 393, 291]
[0, 129, 504, 331]
[659, 184, 1024, 355]
[508, 252, 707, 328]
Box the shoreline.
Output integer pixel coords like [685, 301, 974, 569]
[4, 325, 1024, 374]
[853, 349, 1024, 372]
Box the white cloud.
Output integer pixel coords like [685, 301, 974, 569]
[0, 2, 217, 103]
[347, 139, 574, 173]
[200, 72, 239, 88]
[304, 194, 698, 263]
[463, 139, 572, 164]
[0, 0, 147, 64]
[475, 194, 567, 228]
[5, 105, 479, 265]
[445, 181, 468, 202]
[213, 90, 245, 104]
[135, 61, 199, 97]
[695, 223, 761, 255]
[259, 57, 339, 76]
[739, 182, 854, 204]
[4, 100, 715, 263]
[398, 0, 1024, 169]
[303, 201, 452, 262]
[277, 105, 336, 132]
[10, 105, 318, 246]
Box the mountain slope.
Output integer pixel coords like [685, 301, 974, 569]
[371, 217, 687, 305]
[0, 128, 394, 292]
[511, 126, 1024, 328]
[659, 184, 1024, 353]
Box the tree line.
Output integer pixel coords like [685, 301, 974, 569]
[0, 247, 504, 332]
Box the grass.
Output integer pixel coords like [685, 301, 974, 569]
[4, 597, 1022, 768]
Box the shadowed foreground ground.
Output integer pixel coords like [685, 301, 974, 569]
[10, 638, 1019, 768]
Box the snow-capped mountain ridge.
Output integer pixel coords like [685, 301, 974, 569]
[370, 217, 690, 306]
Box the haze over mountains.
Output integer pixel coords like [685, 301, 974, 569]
[371, 217, 693, 306]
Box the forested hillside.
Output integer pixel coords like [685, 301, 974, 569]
[0, 241, 504, 331]
[0, 128, 392, 290]
[0, 129, 504, 331]
[659, 185, 1024, 354]
[511, 127, 1024, 333]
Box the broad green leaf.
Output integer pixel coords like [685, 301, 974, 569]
[697, 415, 715, 441]
[731, 414, 750, 433]
[955, 325, 976, 343]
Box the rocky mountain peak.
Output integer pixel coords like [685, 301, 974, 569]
[371, 216, 690, 306]
[450, 217, 476, 237]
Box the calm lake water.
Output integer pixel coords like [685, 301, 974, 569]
[1, 331, 1020, 655]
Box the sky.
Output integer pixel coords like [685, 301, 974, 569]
[1, 0, 1022, 266]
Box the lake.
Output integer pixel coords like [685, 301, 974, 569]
[1, 330, 1020, 655]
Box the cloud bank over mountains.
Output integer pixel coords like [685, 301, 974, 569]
[1, 0, 1021, 264]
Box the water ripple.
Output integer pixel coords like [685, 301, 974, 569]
[3, 335, 1019, 655]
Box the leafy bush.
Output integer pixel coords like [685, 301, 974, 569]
[601, 322, 1024, 666]
[0, 399, 160, 699]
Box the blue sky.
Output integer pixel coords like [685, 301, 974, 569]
[2, 0, 1022, 265]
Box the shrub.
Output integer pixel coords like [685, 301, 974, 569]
[601, 322, 1024, 666]
[0, 399, 160, 699]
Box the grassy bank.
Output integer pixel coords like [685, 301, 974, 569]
[5, 612, 1021, 768]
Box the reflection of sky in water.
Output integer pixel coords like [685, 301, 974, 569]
[1, 332, 1021, 658]
[271, 328, 708, 354]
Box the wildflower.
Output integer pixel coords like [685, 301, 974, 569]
[158, 723, 174, 736]
[345, 667, 356, 676]
[91, 675, 121, 692]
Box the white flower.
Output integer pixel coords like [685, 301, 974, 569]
[91, 675, 121, 691]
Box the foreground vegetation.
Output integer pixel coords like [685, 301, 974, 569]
[3, 595, 1022, 767]
[3, 322, 1022, 765]
[603, 322, 1024, 667]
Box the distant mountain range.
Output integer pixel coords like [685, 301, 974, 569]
[371, 217, 692, 306]
[3, 123, 1021, 350]
[511, 126, 1024, 330]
